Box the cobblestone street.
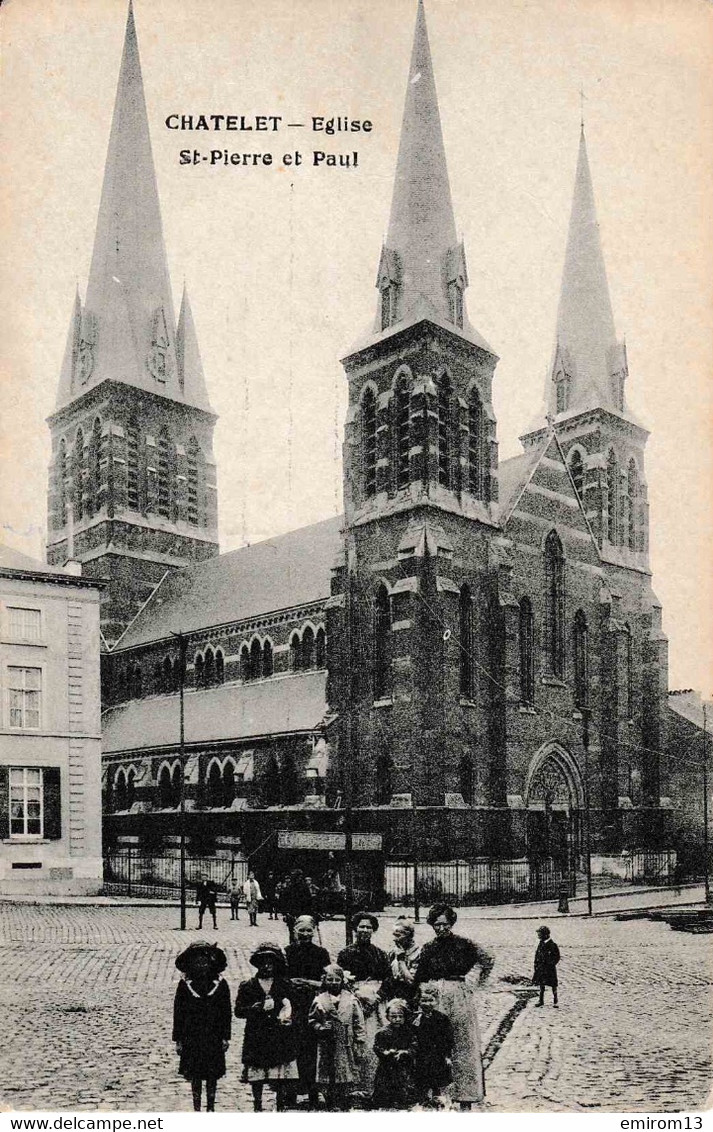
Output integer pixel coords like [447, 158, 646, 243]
[0, 902, 710, 1112]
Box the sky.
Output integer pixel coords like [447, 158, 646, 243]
[1, 0, 712, 693]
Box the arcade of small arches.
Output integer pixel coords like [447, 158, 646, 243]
[51, 418, 209, 529]
[359, 369, 490, 502]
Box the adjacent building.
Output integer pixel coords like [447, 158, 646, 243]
[0, 546, 103, 894]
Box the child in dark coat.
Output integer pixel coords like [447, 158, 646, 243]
[172, 941, 231, 1112]
[413, 986, 454, 1105]
[533, 925, 561, 1007]
[371, 999, 417, 1110]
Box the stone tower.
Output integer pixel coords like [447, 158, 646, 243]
[46, 3, 218, 646]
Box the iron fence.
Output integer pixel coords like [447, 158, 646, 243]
[628, 849, 676, 885]
[103, 852, 247, 900]
[384, 858, 575, 906]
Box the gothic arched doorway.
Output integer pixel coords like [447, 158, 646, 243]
[524, 744, 584, 882]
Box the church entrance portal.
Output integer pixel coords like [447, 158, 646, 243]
[525, 745, 583, 893]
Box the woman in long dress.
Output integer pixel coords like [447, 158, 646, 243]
[284, 914, 331, 1108]
[336, 911, 390, 1101]
[413, 903, 494, 1110]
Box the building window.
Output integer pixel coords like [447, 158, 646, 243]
[127, 418, 140, 511]
[315, 627, 326, 669]
[302, 627, 315, 670]
[394, 377, 411, 491]
[250, 638, 262, 680]
[158, 765, 173, 809]
[73, 427, 85, 521]
[573, 609, 589, 710]
[207, 761, 223, 808]
[157, 428, 172, 519]
[88, 417, 101, 517]
[162, 656, 173, 693]
[215, 649, 225, 685]
[519, 597, 535, 706]
[569, 449, 584, 501]
[449, 281, 464, 328]
[627, 459, 638, 551]
[375, 754, 393, 805]
[290, 633, 301, 672]
[437, 374, 453, 488]
[240, 644, 250, 681]
[459, 584, 474, 698]
[262, 641, 274, 677]
[459, 756, 474, 804]
[381, 284, 394, 331]
[544, 531, 565, 678]
[9, 767, 43, 837]
[373, 584, 391, 700]
[468, 388, 485, 499]
[362, 388, 377, 498]
[187, 438, 201, 526]
[7, 608, 42, 642]
[195, 653, 205, 688]
[58, 439, 68, 527]
[204, 648, 215, 687]
[606, 450, 618, 544]
[8, 667, 41, 729]
[126, 768, 136, 811]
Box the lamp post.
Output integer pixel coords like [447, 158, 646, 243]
[703, 702, 711, 906]
[343, 537, 356, 947]
[581, 705, 593, 916]
[171, 631, 188, 930]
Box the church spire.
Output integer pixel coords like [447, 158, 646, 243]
[548, 127, 628, 418]
[177, 285, 213, 413]
[370, 0, 492, 353]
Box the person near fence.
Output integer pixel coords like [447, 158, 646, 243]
[234, 942, 298, 1112]
[336, 912, 390, 1103]
[308, 964, 366, 1111]
[243, 871, 263, 927]
[172, 941, 231, 1112]
[284, 914, 331, 1109]
[371, 998, 418, 1110]
[262, 871, 279, 920]
[413, 903, 493, 1111]
[533, 925, 560, 1007]
[412, 986, 454, 1106]
[229, 877, 242, 921]
[380, 917, 421, 1007]
[196, 876, 218, 930]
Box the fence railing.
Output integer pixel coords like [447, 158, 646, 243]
[103, 853, 247, 900]
[384, 858, 574, 906]
[628, 848, 676, 885]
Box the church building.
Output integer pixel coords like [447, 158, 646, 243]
[47, 1, 676, 891]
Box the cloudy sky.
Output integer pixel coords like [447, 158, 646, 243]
[1, 0, 711, 692]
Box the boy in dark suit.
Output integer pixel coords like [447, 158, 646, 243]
[533, 925, 561, 1007]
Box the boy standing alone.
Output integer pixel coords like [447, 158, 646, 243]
[533, 925, 560, 1007]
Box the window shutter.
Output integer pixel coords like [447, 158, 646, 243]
[43, 767, 62, 840]
[0, 766, 9, 840]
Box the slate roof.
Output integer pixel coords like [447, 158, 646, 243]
[115, 515, 344, 649]
[102, 670, 328, 753]
[495, 447, 544, 522]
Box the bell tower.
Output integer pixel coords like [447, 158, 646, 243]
[46, 3, 219, 646]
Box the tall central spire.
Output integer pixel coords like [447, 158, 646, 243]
[548, 127, 627, 417]
[368, 0, 491, 353]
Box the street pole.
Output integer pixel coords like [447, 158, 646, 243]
[343, 537, 355, 947]
[412, 798, 420, 924]
[172, 631, 188, 930]
[582, 706, 593, 916]
[703, 702, 711, 905]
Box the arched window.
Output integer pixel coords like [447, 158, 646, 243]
[158, 765, 173, 809]
[468, 388, 485, 499]
[625, 623, 634, 720]
[57, 439, 68, 527]
[163, 656, 173, 693]
[240, 644, 250, 681]
[394, 376, 411, 491]
[302, 627, 315, 670]
[545, 531, 565, 678]
[204, 647, 215, 687]
[73, 427, 85, 521]
[115, 769, 128, 812]
[223, 761, 236, 807]
[448, 281, 464, 328]
[126, 769, 136, 811]
[315, 628, 326, 669]
[290, 633, 301, 672]
[569, 449, 584, 501]
[157, 428, 172, 519]
[262, 640, 274, 677]
[519, 597, 535, 706]
[437, 374, 454, 488]
[153, 662, 162, 694]
[573, 609, 589, 710]
[381, 284, 394, 331]
[187, 438, 201, 526]
[250, 638, 262, 680]
[127, 418, 140, 511]
[207, 761, 223, 808]
[88, 417, 101, 517]
[627, 459, 638, 551]
[459, 755, 474, 804]
[459, 584, 474, 698]
[362, 388, 377, 498]
[373, 584, 391, 700]
[375, 754, 393, 805]
[171, 763, 183, 808]
[194, 653, 204, 688]
[606, 450, 618, 544]
[215, 649, 225, 685]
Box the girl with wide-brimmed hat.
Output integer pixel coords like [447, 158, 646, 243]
[234, 941, 298, 1111]
[172, 941, 231, 1112]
